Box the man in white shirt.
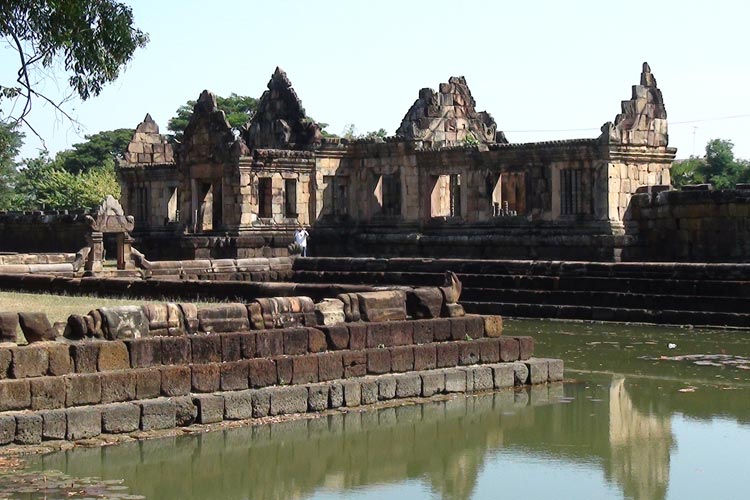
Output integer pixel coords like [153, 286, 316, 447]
[294, 225, 310, 257]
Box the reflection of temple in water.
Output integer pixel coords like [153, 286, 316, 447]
[32, 381, 673, 500]
[606, 377, 674, 500]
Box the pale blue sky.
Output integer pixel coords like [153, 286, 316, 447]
[4, 0, 750, 160]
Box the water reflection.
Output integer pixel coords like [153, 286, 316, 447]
[22, 320, 750, 500]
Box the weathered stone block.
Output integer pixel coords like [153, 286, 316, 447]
[367, 322, 392, 348]
[70, 343, 100, 373]
[433, 319, 451, 341]
[0, 415, 14, 444]
[99, 306, 149, 340]
[444, 369, 467, 393]
[308, 328, 327, 353]
[39, 409, 66, 440]
[321, 325, 349, 350]
[478, 338, 500, 363]
[449, 317, 468, 341]
[248, 358, 277, 388]
[140, 398, 176, 430]
[190, 335, 221, 364]
[499, 337, 520, 362]
[413, 344, 437, 371]
[135, 368, 161, 399]
[251, 389, 272, 417]
[390, 321, 414, 346]
[515, 336, 535, 360]
[361, 379, 378, 404]
[221, 333, 243, 362]
[14, 413, 42, 444]
[126, 338, 162, 368]
[390, 346, 414, 372]
[270, 386, 308, 416]
[459, 341, 481, 366]
[406, 288, 444, 319]
[436, 343, 459, 368]
[10, 345, 48, 378]
[219, 360, 249, 391]
[161, 336, 191, 365]
[47, 343, 72, 376]
[293, 355, 318, 385]
[318, 352, 343, 381]
[470, 366, 493, 391]
[193, 394, 224, 424]
[65, 373, 101, 406]
[367, 349, 391, 374]
[160, 366, 191, 396]
[255, 330, 284, 357]
[276, 356, 293, 385]
[173, 396, 197, 426]
[513, 362, 529, 385]
[396, 373, 421, 398]
[346, 324, 366, 351]
[421, 370, 445, 396]
[343, 351, 367, 378]
[240, 332, 257, 359]
[224, 390, 254, 420]
[101, 403, 140, 433]
[412, 320, 434, 344]
[315, 298, 345, 325]
[30, 377, 65, 410]
[308, 383, 329, 412]
[191, 364, 220, 393]
[66, 407, 101, 440]
[283, 328, 308, 355]
[98, 342, 130, 371]
[378, 376, 396, 400]
[357, 290, 406, 322]
[526, 358, 549, 384]
[197, 304, 249, 333]
[100, 371, 136, 403]
[0, 350, 9, 379]
[492, 364, 515, 388]
[0, 312, 19, 344]
[464, 315, 484, 339]
[342, 380, 361, 407]
[547, 358, 564, 382]
[482, 315, 503, 337]
[18, 312, 55, 343]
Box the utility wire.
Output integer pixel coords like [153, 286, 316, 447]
[505, 113, 750, 133]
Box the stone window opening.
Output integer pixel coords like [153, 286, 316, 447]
[486, 174, 503, 216]
[374, 173, 401, 217]
[166, 186, 179, 224]
[324, 175, 349, 216]
[258, 177, 272, 218]
[135, 185, 148, 223]
[431, 174, 462, 218]
[561, 169, 585, 215]
[284, 178, 297, 218]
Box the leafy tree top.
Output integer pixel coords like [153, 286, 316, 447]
[168, 93, 258, 142]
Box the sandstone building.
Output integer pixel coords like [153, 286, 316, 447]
[118, 63, 675, 261]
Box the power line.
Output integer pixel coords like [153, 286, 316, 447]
[505, 113, 750, 134]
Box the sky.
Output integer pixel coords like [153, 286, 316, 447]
[3, 0, 750, 160]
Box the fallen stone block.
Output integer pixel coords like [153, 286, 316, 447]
[356, 290, 407, 322]
[101, 403, 140, 433]
[197, 303, 249, 333]
[99, 306, 149, 340]
[143, 303, 185, 336]
[140, 398, 176, 430]
[66, 406, 101, 440]
[14, 413, 42, 444]
[0, 312, 19, 344]
[315, 298, 345, 326]
[269, 386, 308, 416]
[406, 288, 444, 319]
[18, 312, 55, 343]
[442, 303, 465, 318]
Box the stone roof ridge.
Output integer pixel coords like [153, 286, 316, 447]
[600, 61, 669, 148]
[396, 75, 499, 149]
[121, 114, 175, 167]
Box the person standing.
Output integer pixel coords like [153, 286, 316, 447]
[294, 225, 310, 257]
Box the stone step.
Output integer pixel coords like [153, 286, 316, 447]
[463, 301, 750, 328]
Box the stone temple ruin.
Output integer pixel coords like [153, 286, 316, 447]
[118, 63, 676, 261]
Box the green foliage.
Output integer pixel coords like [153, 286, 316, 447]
[56, 128, 133, 174]
[340, 124, 388, 140]
[0, 122, 24, 210]
[463, 132, 479, 146]
[0, 0, 148, 127]
[168, 93, 258, 142]
[670, 139, 750, 189]
[14, 153, 120, 211]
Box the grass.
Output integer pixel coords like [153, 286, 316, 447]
[0, 290, 214, 324]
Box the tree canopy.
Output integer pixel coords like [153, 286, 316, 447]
[56, 128, 134, 174]
[670, 139, 750, 189]
[167, 93, 258, 142]
[0, 0, 148, 139]
[0, 123, 24, 210]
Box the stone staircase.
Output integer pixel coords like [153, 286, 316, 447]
[292, 258, 750, 328]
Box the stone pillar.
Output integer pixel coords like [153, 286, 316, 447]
[84, 231, 104, 275]
[117, 233, 135, 270]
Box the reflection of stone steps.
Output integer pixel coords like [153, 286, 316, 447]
[293, 258, 750, 327]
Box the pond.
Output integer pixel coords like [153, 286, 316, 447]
[9, 319, 750, 500]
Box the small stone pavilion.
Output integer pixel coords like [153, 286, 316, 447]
[118, 63, 675, 260]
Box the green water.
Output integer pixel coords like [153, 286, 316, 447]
[13, 319, 750, 500]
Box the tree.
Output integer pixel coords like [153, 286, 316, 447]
[168, 93, 258, 142]
[0, 0, 148, 141]
[670, 156, 705, 189]
[0, 123, 24, 210]
[56, 128, 134, 174]
[670, 139, 750, 190]
[340, 124, 388, 140]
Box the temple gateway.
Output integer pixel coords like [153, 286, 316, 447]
[118, 63, 674, 261]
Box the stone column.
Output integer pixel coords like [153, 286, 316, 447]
[116, 233, 135, 270]
[84, 231, 104, 275]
